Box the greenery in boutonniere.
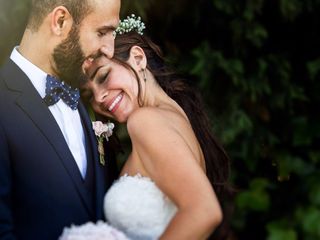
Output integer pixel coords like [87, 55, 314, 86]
[88, 106, 114, 166]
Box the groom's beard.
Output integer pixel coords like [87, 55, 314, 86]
[52, 25, 86, 88]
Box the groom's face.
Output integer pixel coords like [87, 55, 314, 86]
[52, 0, 120, 88]
[52, 25, 85, 88]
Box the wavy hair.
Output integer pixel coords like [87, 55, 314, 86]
[113, 31, 232, 201]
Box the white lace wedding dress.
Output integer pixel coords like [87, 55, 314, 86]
[104, 174, 178, 240]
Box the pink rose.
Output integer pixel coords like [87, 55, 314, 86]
[92, 121, 114, 140]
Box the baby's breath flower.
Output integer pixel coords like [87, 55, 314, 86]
[115, 14, 146, 36]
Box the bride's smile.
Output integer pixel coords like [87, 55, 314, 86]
[82, 60, 141, 122]
[107, 92, 123, 112]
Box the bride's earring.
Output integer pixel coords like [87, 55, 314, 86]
[141, 69, 147, 106]
[143, 69, 147, 82]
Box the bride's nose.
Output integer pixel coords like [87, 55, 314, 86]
[95, 89, 109, 103]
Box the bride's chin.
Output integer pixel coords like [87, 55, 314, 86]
[115, 116, 126, 123]
[113, 113, 129, 123]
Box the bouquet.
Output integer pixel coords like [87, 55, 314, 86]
[59, 221, 129, 240]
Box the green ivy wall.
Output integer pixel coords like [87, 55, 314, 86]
[1, 1, 319, 239]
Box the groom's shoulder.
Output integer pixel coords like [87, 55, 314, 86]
[0, 58, 25, 93]
[0, 58, 13, 86]
[0, 61, 7, 82]
[0, 59, 18, 105]
[0, 67, 7, 91]
[0, 63, 10, 93]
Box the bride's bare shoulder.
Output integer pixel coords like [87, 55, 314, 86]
[127, 107, 170, 131]
[127, 107, 183, 140]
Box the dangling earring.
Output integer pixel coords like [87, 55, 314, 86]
[142, 69, 147, 106]
[143, 69, 147, 82]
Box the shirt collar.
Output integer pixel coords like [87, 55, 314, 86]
[10, 46, 47, 98]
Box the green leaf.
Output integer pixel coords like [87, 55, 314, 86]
[309, 184, 320, 207]
[301, 207, 320, 236]
[292, 117, 312, 147]
[275, 153, 314, 178]
[236, 178, 270, 211]
[212, 0, 236, 14]
[267, 224, 297, 240]
[279, 0, 302, 21]
[309, 151, 320, 164]
[245, 23, 268, 47]
[307, 58, 320, 81]
[221, 109, 253, 144]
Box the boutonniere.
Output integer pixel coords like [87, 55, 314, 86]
[92, 121, 115, 166]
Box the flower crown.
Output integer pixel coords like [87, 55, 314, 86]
[114, 14, 146, 36]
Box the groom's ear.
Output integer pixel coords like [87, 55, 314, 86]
[128, 46, 147, 71]
[50, 6, 73, 37]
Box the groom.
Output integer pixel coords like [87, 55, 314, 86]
[0, 0, 120, 239]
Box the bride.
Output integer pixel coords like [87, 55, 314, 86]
[77, 15, 231, 240]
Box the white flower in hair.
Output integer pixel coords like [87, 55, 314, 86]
[114, 14, 146, 36]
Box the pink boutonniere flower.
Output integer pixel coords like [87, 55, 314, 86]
[92, 121, 115, 166]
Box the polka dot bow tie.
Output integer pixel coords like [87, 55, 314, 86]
[43, 75, 80, 110]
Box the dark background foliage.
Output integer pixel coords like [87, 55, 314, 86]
[1, 0, 320, 239]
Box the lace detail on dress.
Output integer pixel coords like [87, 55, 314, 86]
[104, 174, 177, 240]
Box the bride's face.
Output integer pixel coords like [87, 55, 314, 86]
[82, 57, 140, 123]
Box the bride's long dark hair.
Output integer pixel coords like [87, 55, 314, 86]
[113, 31, 232, 202]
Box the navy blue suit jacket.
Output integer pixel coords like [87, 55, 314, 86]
[0, 59, 118, 240]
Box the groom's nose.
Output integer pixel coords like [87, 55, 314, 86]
[100, 41, 115, 59]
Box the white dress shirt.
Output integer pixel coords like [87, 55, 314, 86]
[10, 47, 87, 178]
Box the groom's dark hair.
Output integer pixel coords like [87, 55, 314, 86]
[27, 0, 92, 32]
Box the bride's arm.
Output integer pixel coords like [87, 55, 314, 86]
[127, 108, 222, 240]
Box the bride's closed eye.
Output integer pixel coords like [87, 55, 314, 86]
[94, 68, 110, 85]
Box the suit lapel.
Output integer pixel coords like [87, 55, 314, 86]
[78, 102, 107, 220]
[2, 59, 95, 218]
